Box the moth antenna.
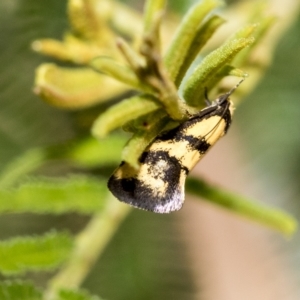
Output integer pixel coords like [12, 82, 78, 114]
[226, 77, 245, 97]
[202, 78, 245, 139]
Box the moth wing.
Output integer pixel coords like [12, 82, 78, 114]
[108, 152, 187, 213]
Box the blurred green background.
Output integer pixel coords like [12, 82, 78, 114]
[0, 0, 299, 299]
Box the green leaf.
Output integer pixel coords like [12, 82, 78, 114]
[183, 30, 255, 106]
[0, 148, 47, 189]
[214, 65, 247, 78]
[0, 176, 108, 214]
[233, 16, 277, 67]
[204, 65, 248, 91]
[65, 136, 127, 168]
[143, 0, 166, 33]
[34, 64, 128, 110]
[164, 0, 223, 83]
[90, 57, 146, 91]
[173, 15, 226, 87]
[92, 95, 161, 138]
[186, 177, 297, 237]
[0, 231, 73, 275]
[0, 281, 42, 300]
[58, 289, 102, 300]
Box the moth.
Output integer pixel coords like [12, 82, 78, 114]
[108, 80, 244, 213]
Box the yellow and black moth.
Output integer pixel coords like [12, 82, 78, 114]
[108, 80, 243, 213]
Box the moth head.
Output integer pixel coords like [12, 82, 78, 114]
[216, 77, 245, 105]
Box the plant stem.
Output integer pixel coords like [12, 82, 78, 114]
[186, 177, 297, 237]
[44, 198, 131, 300]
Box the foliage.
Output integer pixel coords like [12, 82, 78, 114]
[0, 176, 108, 214]
[0, 231, 73, 275]
[0, 281, 42, 300]
[0, 0, 299, 299]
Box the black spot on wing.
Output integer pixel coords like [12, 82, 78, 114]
[108, 150, 187, 213]
[177, 135, 211, 155]
[139, 151, 148, 164]
[194, 138, 211, 154]
[156, 128, 211, 156]
[156, 126, 180, 141]
[121, 177, 135, 192]
[144, 150, 187, 183]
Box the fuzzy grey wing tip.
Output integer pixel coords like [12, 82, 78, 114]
[108, 175, 185, 214]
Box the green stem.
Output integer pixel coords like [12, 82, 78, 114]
[116, 38, 144, 71]
[44, 198, 131, 300]
[186, 177, 297, 237]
